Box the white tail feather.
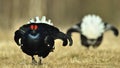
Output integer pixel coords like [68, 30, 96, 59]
[27, 16, 53, 25]
[81, 14, 105, 39]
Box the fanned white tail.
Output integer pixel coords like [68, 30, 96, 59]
[81, 14, 105, 39]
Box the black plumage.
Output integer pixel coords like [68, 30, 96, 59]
[14, 23, 73, 64]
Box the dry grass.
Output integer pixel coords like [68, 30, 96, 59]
[0, 32, 120, 68]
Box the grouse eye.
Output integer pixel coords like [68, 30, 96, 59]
[30, 25, 38, 30]
[30, 25, 34, 30]
[34, 25, 38, 30]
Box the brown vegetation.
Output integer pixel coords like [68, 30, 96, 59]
[0, 0, 120, 68]
[0, 32, 120, 68]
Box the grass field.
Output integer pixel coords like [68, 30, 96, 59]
[0, 31, 120, 68]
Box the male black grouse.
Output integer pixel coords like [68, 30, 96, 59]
[67, 14, 119, 48]
[14, 16, 73, 64]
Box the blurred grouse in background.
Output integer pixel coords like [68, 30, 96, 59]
[67, 14, 119, 48]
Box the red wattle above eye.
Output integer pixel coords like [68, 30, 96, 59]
[30, 25, 34, 30]
[34, 25, 38, 30]
[30, 25, 38, 30]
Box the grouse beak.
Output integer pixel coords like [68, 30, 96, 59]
[31, 30, 37, 35]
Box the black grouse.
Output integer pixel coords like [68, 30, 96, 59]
[14, 16, 73, 64]
[67, 14, 119, 48]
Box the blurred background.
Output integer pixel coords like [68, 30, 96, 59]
[0, 0, 120, 41]
[0, 1, 120, 67]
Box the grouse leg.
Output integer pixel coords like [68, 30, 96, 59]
[32, 56, 37, 64]
[38, 56, 42, 65]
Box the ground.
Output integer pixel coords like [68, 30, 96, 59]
[0, 32, 120, 68]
